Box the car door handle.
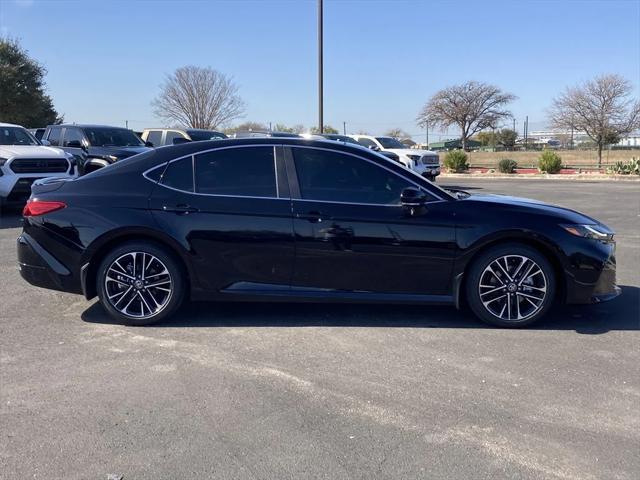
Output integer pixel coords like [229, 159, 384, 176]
[162, 204, 199, 215]
[297, 211, 326, 223]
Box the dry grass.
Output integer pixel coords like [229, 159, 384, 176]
[466, 149, 640, 168]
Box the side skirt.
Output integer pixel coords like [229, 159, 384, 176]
[198, 282, 455, 305]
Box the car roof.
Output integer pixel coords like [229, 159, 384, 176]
[49, 124, 132, 129]
[0, 122, 23, 128]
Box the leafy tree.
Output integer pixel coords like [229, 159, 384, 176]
[0, 37, 61, 127]
[310, 125, 339, 134]
[417, 81, 516, 151]
[274, 123, 305, 133]
[549, 74, 640, 166]
[475, 131, 498, 147]
[498, 129, 518, 149]
[224, 121, 268, 135]
[153, 65, 245, 129]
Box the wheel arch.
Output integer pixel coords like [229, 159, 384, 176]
[457, 233, 567, 309]
[81, 228, 193, 300]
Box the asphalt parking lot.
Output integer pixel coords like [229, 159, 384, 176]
[1, 178, 638, 480]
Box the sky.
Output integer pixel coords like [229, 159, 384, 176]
[1, 0, 639, 141]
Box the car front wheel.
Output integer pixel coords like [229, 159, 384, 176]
[466, 244, 556, 327]
[97, 241, 185, 325]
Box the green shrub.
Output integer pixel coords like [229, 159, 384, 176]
[607, 157, 640, 175]
[538, 150, 563, 174]
[444, 150, 469, 173]
[497, 158, 518, 173]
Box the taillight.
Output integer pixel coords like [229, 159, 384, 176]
[22, 200, 66, 217]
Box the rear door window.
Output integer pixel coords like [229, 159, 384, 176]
[146, 130, 162, 146]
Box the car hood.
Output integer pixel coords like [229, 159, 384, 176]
[87, 145, 151, 158]
[463, 193, 601, 225]
[0, 145, 67, 158]
[385, 148, 438, 157]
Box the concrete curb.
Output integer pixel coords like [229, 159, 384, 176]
[440, 173, 640, 181]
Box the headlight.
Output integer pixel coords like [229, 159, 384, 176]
[104, 155, 118, 162]
[561, 224, 614, 242]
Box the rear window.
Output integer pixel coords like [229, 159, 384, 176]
[161, 157, 194, 192]
[194, 146, 276, 197]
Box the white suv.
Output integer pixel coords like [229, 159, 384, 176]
[0, 123, 76, 209]
[350, 135, 440, 180]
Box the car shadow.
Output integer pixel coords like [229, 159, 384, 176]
[82, 285, 639, 333]
[0, 208, 22, 229]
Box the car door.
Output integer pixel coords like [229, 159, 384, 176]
[286, 146, 456, 296]
[148, 144, 295, 294]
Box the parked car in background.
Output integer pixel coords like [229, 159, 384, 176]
[28, 128, 46, 142]
[42, 124, 152, 175]
[141, 128, 227, 147]
[0, 123, 76, 209]
[18, 138, 619, 328]
[232, 131, 302, 139]
[350, 135, 440, 181]
[318, 133, 402, 163]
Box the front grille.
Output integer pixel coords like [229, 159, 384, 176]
[421, 155, 439, 166]
[10, 158, 69, 174]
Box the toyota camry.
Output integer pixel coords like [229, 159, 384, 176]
[17, 138, 620, 327]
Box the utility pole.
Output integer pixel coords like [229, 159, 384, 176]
[125, 120, 128, 129]
[343, 121, 346, 135]
[269, 122, 272, 132]
[317, 0, 324, 134]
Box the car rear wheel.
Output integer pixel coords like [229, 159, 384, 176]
[97, 241, 185, 326]
[466, 244, 556, 327]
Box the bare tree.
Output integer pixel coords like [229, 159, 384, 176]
[153, 66, 245, 129]
[417, 81, 516, 151]
[384, 128, 411, 140]
[549, 74, 640, 167]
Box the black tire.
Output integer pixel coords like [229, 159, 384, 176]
[465, 243, 556, 328]
[97, 241, 186, 326]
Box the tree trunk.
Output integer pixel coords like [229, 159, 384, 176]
[597, 143, 603, 169]
[461, 136, 467, 151]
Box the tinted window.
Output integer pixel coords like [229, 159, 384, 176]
[146, 131, 162, 146]
[164, 131, 186, 145]
[292, 148, 414, 205]
[84, 127, 143, 147]
[195, 147, 276, 197]
[47, 127, 62, 146]
[161, 157, 193, 192]
[376, 137, 406, 149]
[63, 127, 85, 146]
[356, 137, 377, 148]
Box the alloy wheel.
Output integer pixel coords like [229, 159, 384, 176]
[104, 251, 173, 319]
[478, 255, 547, 322]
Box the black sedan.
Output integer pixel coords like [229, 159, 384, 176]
[17, 138, 619, 327]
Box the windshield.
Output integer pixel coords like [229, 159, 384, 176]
[376, 137, 406, 149]
[185, 129, 227, 141]
[84, 127, 144, 147]
[0, 127, 39, 146]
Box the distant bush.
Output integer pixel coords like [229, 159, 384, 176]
[498, 158, 518, 173]
[444, 150, 469, 173]
[538, 150, 563, 174]
[607, 157, 640, 175]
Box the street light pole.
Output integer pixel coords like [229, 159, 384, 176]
[318, 0, 323, 134]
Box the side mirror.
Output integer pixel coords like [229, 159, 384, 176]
[66, 140, 83, 148]
[400, 187, 427, 213]
[173, 137, 191, 145]
[145, 141, 154, 147]
[41, 139, 51, 146]
[368, 145, 381, 152]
